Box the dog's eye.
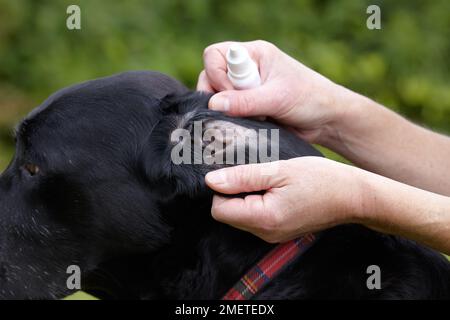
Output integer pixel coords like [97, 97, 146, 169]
[23, 163, 40, 176]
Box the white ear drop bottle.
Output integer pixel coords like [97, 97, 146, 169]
[226, 44, 261, 90]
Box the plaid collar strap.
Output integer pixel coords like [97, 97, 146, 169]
[222, 233, 318, 300]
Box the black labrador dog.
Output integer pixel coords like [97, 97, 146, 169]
[0, 71, 449, 300]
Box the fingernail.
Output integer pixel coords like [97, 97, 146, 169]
[209, 95, 230, 112]
[206, 170, 227, 186]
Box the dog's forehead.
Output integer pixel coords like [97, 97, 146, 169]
[18, 71, 189, 143]
[27, 71, 189, 120]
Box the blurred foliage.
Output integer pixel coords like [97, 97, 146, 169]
[0, 0, 449, 167]
[64, 291, 98, 300]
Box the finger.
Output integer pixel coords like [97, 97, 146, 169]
[196, 70, 214, 92]
[203, 44, 235, 92]
[205, 162, 285, 195]
[208, 84, 280, 117]
[211, 194, 267, 229]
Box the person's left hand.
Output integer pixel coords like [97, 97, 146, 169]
[205, 157, 364, 243]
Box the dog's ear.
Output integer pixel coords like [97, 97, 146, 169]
[139, 90, 323, 202]
[139, 91, 216, 201]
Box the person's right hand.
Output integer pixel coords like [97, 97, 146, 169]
[197, 40, 354, 144]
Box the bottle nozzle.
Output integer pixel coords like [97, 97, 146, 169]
[226, 44, 261, 90]
[228, 45, 244, 60]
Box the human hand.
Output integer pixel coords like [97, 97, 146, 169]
[197, 40, 355, 144]
[204, 157, 364, 243]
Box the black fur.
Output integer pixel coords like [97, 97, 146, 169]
[0, 71, 449, 299]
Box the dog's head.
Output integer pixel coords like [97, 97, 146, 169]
[0, 71, 321, 299]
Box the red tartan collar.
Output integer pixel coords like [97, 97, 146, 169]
[222, 233, 318, 300]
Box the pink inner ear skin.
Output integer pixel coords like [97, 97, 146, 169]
[176, 119, 280, 166]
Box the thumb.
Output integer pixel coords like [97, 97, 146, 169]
[205, 162, 284, 195]
[208, 85, 278, 117]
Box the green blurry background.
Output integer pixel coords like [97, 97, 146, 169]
[0, 0, 449, 299]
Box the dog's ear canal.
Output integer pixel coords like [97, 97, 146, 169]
[140, 91, 214, 202]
